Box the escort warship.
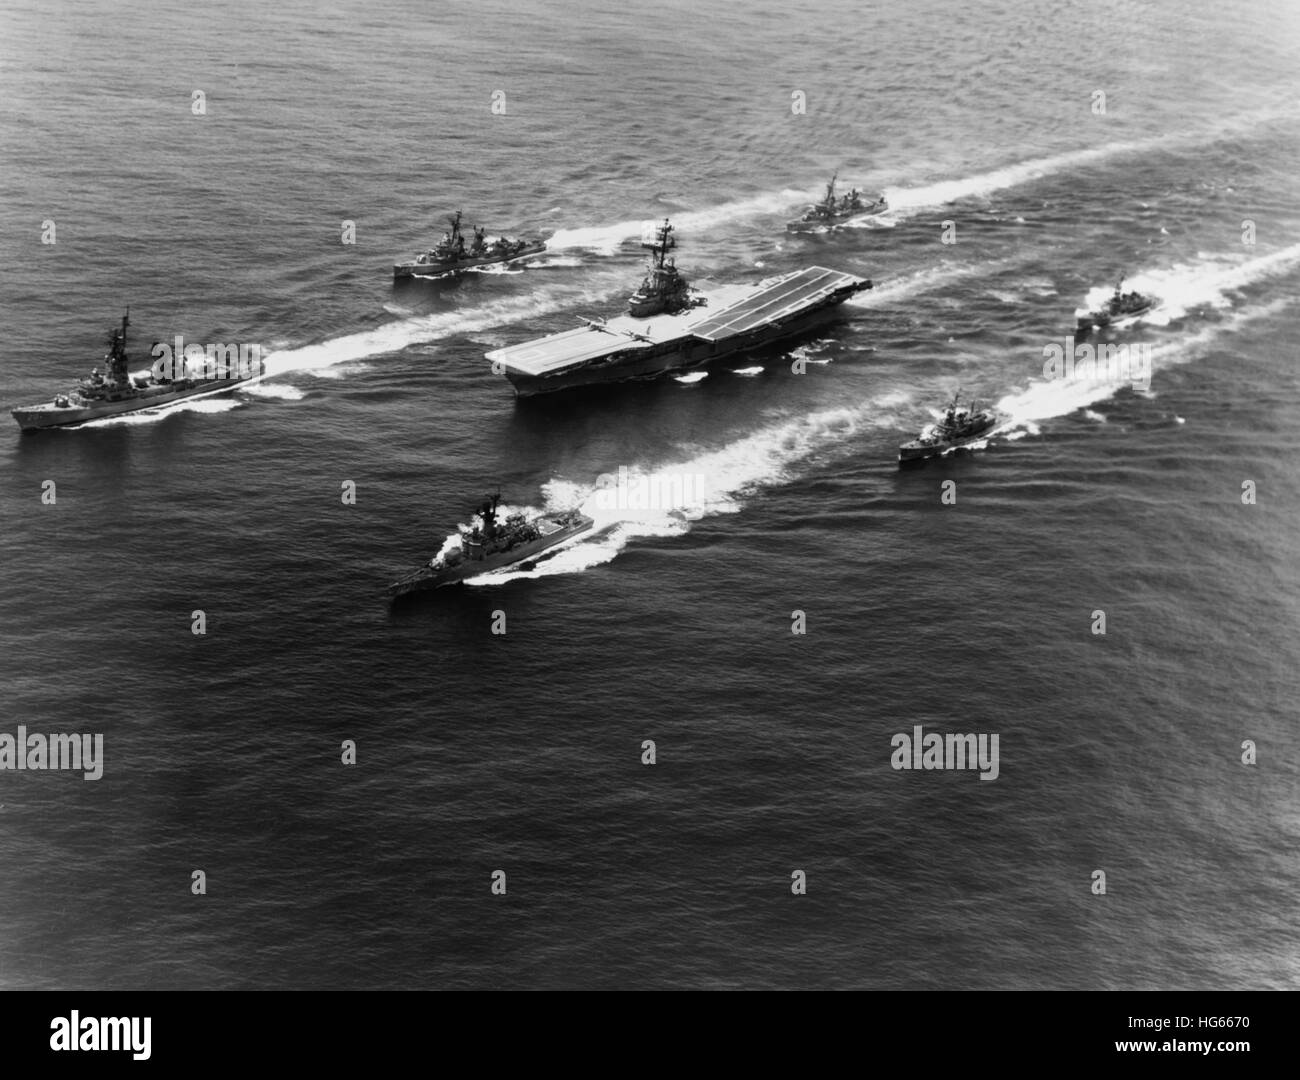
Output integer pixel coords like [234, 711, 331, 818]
[393, 210, 546, 280]
[485, 219, 872, 396]
[786, 172, 888, 232]
[898, 390, 999, 463]
[10, 312, 261, 432]
[1075, 278, 1159, 335]
[388, 492, 595, 598]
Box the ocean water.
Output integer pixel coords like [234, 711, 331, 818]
[0, 0, 1297, 989]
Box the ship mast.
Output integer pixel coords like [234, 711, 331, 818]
[480, 490, 500, 538]
[106, 308, 130, 385]
[643, 218, 675, 270]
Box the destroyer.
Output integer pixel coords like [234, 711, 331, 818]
[898, 390, 998, 463]
[389, 492, 594, 598]
[486, 219, 871, 396]
[787, 172, 888, 231]
[11, 312, 260, 432]
[1075, 278, 1158, 335]
[393, 210, 546, 280]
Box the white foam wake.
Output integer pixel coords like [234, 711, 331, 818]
[243, 381, 304, 401]
[260, 274, 627, 378]
[547, 111, 1297, 254]
[848, 260, 1011, 307]
[997, 295, 1294, 428]
[471, 288, 1294, 584]
[545, 191, 811, 255]
[880, 141, 1148, 216]
[1076, 243, 1300, 325]
[468, 406, 870, 585]
[74, 395, 244, 429]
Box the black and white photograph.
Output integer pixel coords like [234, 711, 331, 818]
[0, 0, 1294, 1037]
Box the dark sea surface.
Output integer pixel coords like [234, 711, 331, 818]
[1, 0, 1297, 989]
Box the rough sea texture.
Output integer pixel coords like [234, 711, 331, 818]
[0, 0, 1297, 989]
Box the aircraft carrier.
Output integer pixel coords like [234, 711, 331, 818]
[485, 219, 871, 396]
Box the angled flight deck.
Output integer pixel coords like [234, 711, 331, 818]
[484, 219, 871, 396]
[688, 268, 865, 342]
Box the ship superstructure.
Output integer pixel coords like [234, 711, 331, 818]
[898, 390, 998, 463]
[1075, 278, 1158, 334]
[388, 492, 595, 598]
[11, 312, 261, 432]
[787, 172, 888, 231]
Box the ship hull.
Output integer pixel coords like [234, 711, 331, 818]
[388, 515, 594, 599]
[898, 417, 999, 463]
[11, 376, 258, 431]
[501, 285, 867, 397]
[393, 242, 547, 280]
[1075, 300, 1155, 335]
[786, 203, 888, 232]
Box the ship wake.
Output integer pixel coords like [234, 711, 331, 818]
[1075, 243, 1300, 325]
[995, 295, 1295, 432]
[475, 290, 1293, 584]
[469, 407, 874, 585]
[260, 272, 631, 378]
[73, 392, 250, 429]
